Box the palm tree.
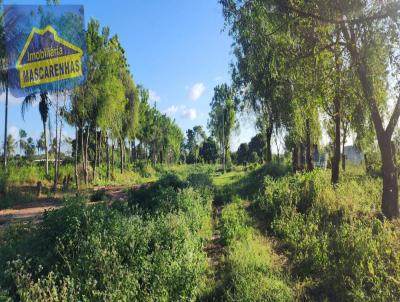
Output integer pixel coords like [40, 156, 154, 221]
[0, 10, 8, 168]
[5, 134, 15, 157]
[22, 92, 51, 175]
[2, 82, 8, 168]
[18, 129, 27, 155]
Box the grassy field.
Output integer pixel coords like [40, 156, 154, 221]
[1, 162, 400, 301]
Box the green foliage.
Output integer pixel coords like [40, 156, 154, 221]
[0, 182, 212, 301]
[220, 198, 250, 245]
[208, 83, 237, 168]
[187, 172, 213, 189]
[185, 126, 206, 164]
[255, 170, 400, 301]
[199, 136, 218, 164]
[0, 170, 8, 195]
[90, 189, 106, 202]
[249, 151, 260, 164]
[235, 143, 249, 165]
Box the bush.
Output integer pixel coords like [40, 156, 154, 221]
[133, 161, 156, 178]
[249, 152, 260, 164]
[255, 170, 400, 301]
[220, 198, 251, 245]
[187, 172, 213, 189]
[90, 189, 107, 202]
[0, 195, 210, 301]
[128, 173, 187, 212]
[0, 171, 8, 195]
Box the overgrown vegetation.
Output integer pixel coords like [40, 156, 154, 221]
[255, 170, 400, 301]
[220, 198, 294, 301]
[0, 173, 213, 301]
[2, 0, 400, 300]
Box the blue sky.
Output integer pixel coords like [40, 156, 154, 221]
[0, 0, 256, 153]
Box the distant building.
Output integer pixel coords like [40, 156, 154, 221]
[344, 146, 363, 164]
[313, 145, 327, 168]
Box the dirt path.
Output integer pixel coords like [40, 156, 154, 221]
[203, 200, 225, 301]
[205, 204, 223, 267]
[0, 185, 139, 229]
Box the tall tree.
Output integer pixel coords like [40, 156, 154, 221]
[4, 134, 15, 158]
[0, 3, 8, 169]
[208, 84, 237, 172]
[199, 136, 218, 164]
[185, 125, 206, 164]
[236, 0, 400, 218]
[222, 0, 294, 163]
[18, 129, 27, 156]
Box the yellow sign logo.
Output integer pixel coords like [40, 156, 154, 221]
[16, 26, 83, 88]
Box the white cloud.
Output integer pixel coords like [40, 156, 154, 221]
[165, 105, 198, 120]
[165, 105, 178, 115]
[188, 83, 205, 101]
[0, 93, 24, 105]
[149, 90, 161, 104]
[9, 126, 19, 140]
[180, 106, 198, 120]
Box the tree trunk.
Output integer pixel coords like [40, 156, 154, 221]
[380, 135, 399, 219]
[81, 127, 85, 177]
[306, 118, 313, 171]
[292, 146, 298, 172]
[343, 26, 400, 218]
[53, 96, 59, 191]
[332, 96, 341, 185]
[342, 137, 346, 172]
[43, 120, 49, 176]
[111, 142, 115, 174]
[342, 122, 348, 171]
[98, 131, 102, 167]
[120, 139, 123, 174]
[299, 143, 305, 171]
[55, 103, 64, 190]
[3, 83, 8, 169]
[266, 124, 273, 163]
[93, 128, 97, 181]
[84, 126, 90, 185]
[75, 126, 79, 190]
[364, 154, 369, 174]
[331, 41, 341, 184]
[132, 140, 136, 162]
[106, 133, 110, 180]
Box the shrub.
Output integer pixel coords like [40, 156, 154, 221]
[128, 173, 187, 212]
[187, 172, 213, 189]
[0, 196, 210, 301]
[220, 198, 251, 245]
[90, 189, 107, 202]
[255, 170, 400, 301]
[0, 171, 8, 195]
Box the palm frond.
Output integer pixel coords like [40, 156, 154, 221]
[21, 93, 38, 120]
[39, 92, 50, 123]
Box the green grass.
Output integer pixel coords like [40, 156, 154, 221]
[220, 198, 294, 301]
[212, 168, 246, 188]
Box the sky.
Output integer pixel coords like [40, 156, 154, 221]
[0, 0, 257, 154]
